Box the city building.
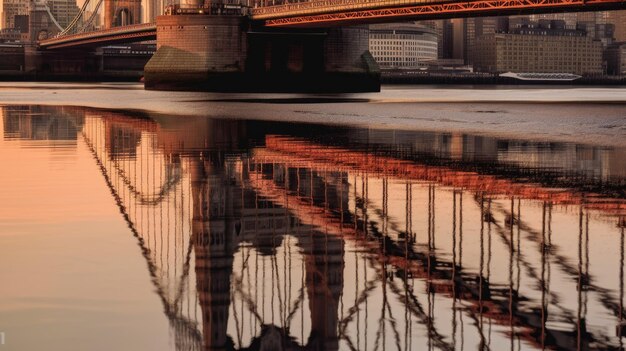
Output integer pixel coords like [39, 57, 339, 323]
[1, 0, 28, 29]
[474, 20, 603, 75]
[528, 12, 592, 29]
[430, 12, 624, 63]
[605, 42, 626, 75]
[607, 10, 626, 41]
[577, 21, 615, 47]
[429, 17, 507, 64]
[81, 9, 101, 31]
[465, 17, 507, 65]
[369, 22, 438, 70]
[143, 0, 175, 24]
[519, 11, 626, 41]
[431, 19, 454, 59]
[47, 0, 78, 28]
[451, 18, 464, 60]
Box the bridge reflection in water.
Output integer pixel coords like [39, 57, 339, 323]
[4, 106, 626, 350]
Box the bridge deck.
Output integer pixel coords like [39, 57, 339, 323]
[251, 0, 626, 26]
[39, 23, 156, 50]
[251, 0, 432, 19]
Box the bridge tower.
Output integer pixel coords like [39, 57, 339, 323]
[302, 172, 346, 351]
[190, 154, 245, 350]
[104, 0, 141, 29]
[27, 0, 61, 42]
[304, 224, 344, 350]
[144, 2, 380, 92]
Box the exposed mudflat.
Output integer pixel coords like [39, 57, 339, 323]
[1, 82, 625, 146]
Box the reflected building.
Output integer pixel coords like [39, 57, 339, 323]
[191, 156, 239, 350]
[1, 105, 82, 141]
[189, 152, 347, 350]
[344, 128, 626, 182]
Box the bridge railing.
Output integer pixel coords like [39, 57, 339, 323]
[250, 0, 448, 19]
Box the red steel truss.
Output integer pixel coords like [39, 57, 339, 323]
[262, 0, 626, 27]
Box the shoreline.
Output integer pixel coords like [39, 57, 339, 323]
[1, 82, 625, 148]
[3, 72, 626, 86]
[381, 73, 626, 86]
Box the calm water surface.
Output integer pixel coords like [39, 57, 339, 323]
[0, 104, 625, 351]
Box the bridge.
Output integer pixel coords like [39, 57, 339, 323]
[31, 0, 626, 91]
[38, 23, 155, 50]
[37, 0, 626, 48]
[251, 0, 626, 26]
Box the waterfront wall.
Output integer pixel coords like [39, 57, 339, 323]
[0, 45, 25, 71]
[0, 45, 149, 82]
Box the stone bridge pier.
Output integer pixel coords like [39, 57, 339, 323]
[144, 14, 380, 92]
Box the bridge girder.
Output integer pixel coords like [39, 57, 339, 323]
[257, 0, 626, 27]
[39, 23, 156, 50]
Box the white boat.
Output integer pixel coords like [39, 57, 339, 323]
[500, 72, 582, 81]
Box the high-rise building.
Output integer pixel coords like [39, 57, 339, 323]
[511, 10, 626, 42]
[81, 8, 101, 31]
[605, 42, 626, 75]
[465, 17, 507, 65]
[433, 19, 455, 59]
[528, 11, 609, 29]
[576, 21, 615, 48]
[432, 17, 507, 64]
[1, 0, 28, 29]
[47, 0, 78, 28]
[146, 0, 182, 22]
[527, 11, 626, 41]
[451, 18, 465, 60]
[528, 12, 579, 28]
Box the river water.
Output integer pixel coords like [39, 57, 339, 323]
[0, 85, 625, 350]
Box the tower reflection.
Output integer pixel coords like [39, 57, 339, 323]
[4, 106, 626, 350]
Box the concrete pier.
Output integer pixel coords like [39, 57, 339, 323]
[144, 15, 248, 91]
[144, 14, 380, 92]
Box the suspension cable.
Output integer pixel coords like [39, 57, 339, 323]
[59, 0, 94, 36]
[43, 3, 64, 31]
[78, 0, 104, 33]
